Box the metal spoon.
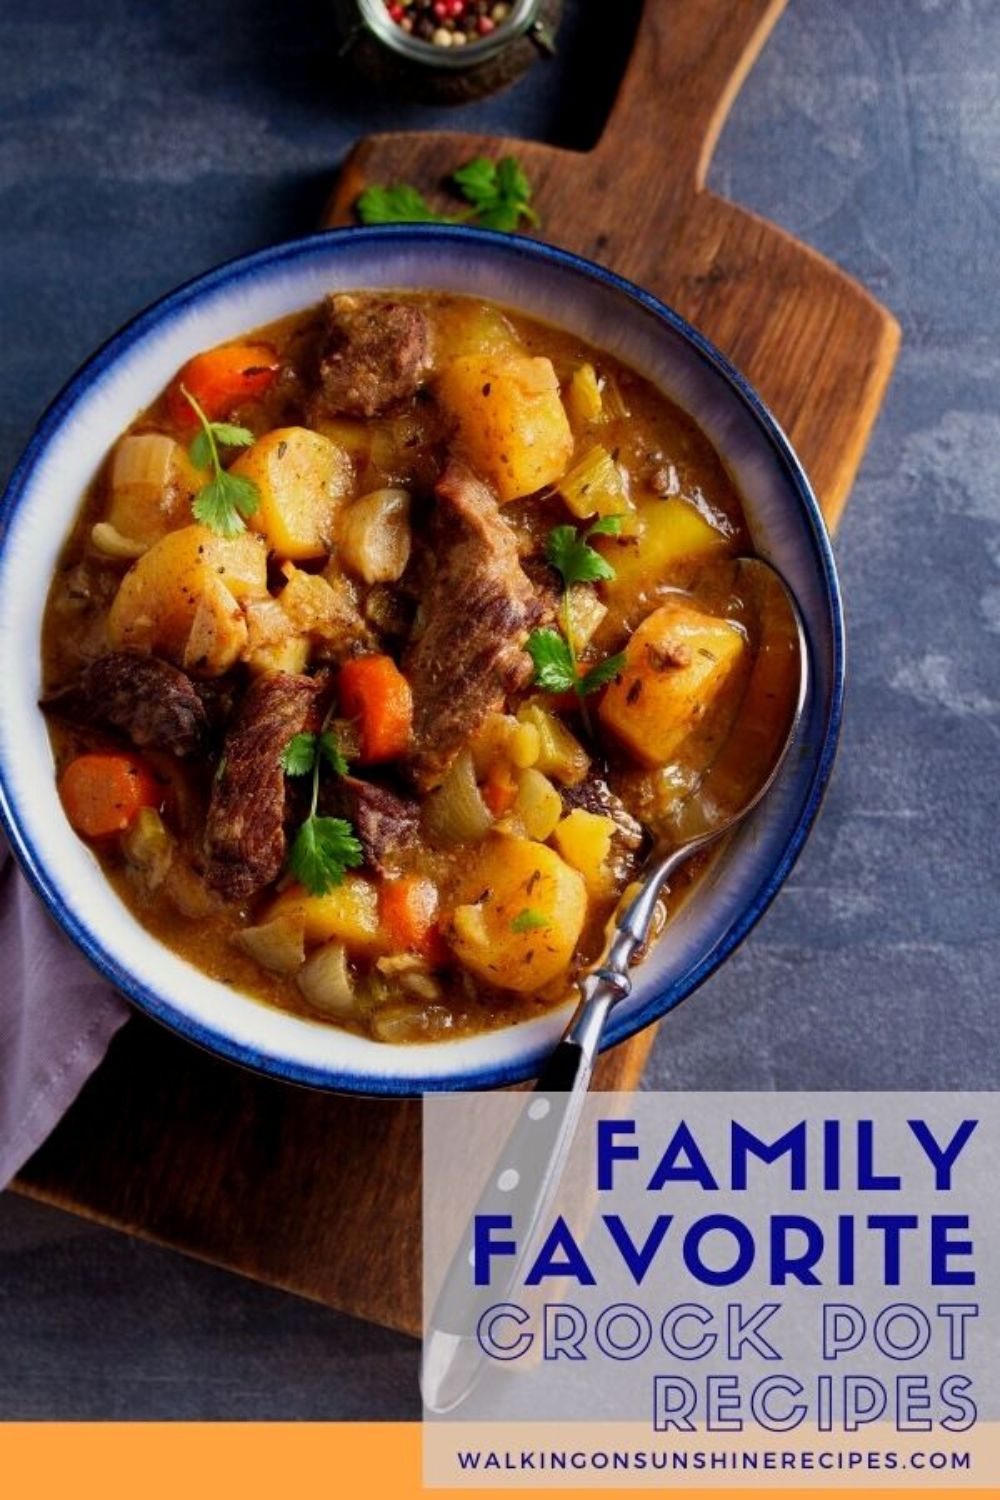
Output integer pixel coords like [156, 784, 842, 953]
[422, 557, 809, 1414]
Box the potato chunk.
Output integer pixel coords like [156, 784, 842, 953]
[432, 300, 522, 365]
[233, 427, 353, 560]
[446, 834, 587, 993]
[337, 487, 411, 584]
[181, 574, 249, 676]
[266, 878, 385, 956]
[107, 524, 267, 667]
[436, 354, 573, 502]
[598, 497, 734, 621]
[599, 598, 747, 767]
[552, 809, 617, 895]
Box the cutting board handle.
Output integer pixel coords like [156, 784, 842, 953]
[593, 0, 787, 194]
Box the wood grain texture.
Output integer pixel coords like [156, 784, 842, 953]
[14, 0, 898, 1340]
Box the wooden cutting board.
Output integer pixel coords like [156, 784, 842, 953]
[13, 0, 898, 1338]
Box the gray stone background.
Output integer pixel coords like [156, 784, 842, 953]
[0, 0, 996, 1418]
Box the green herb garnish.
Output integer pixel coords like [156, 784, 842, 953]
[588, 513, 627, 538]
[511, 907, 548, 933]
[355, 183, 456, 226]
[280, 727, 362, 896]
[526, 630, 626, 698]
[526, 516, 628, 709]
[356, 155, 539, 234]
[182, 386, 259, 539]
[450, 156, 539, 232]
[525, 628, 578, 695]
[279, 731, 349, 780]
[289, 817, 363, 898]
[545, 522, 617, 588]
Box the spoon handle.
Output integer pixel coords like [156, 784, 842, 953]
[555, 836, 709, 1071]
[422, 841, 705, 1412]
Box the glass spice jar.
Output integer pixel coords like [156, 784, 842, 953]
[335, 0, 563, 104]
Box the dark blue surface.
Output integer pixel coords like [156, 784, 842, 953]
[0, 0, 996, 1420]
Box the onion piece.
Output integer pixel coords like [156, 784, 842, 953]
[106, 432, 194, 546]
[297, 941, 358, 1016]
[558, 445, 633, 522]
[238, 916, 306, 976]
[337, 488, 411, 584]
[421, 750, 494, 845]
[509, 768, 562, 842]
[90, 522, 148, 560]
[121, 807, 174, 889]
[370, 1000, 454, 1044]
[566, 585, 607, 650]
[515, 704, 590, 786]
[111, 432, 181, 493]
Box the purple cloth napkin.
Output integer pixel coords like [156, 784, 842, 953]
[0, 839, 130, 1187]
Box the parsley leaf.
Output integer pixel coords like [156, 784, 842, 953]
[527, 519, 628, 705]
[546, 524, 616, 587]
[191, 470, 259, 539]
[280, 727, 356, 894]
[526, 629, 576, 694]
[450, 157, 496, 207]
[453, 155, 539, 232]
[355, 155, 539, 233]
[182, 385, 260, 538]
[189, 423, 255, 469]
[289, 816, 364, 897]
[579, 652, 626, 694]
[279, 729, 350, 779]
[356, 183, 457, 225]
[207, 421, 256, 449]
[318, 730, 349, 777]
[588, 513, 626, 537]
[279, 732, 318, 777]
[511, 908, 549, 933]
[188, 429, 213, 472]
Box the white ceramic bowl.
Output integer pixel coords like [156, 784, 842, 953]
[0, 226, 843, 1093]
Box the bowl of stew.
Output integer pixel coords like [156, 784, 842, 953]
[0, 226, 843, 1093]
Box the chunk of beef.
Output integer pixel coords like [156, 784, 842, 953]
[204, 672, 323, 902]
[562, 776, 646, 853]
[64, 651, 209, 756]
[320, 774, 419, 876]
[311, 294, 432, 419]
[404, 462, 545, 788]
[520, 554, 562, 623]
[192, 674, 243, 737]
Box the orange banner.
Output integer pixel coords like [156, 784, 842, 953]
[0, 1424, 996, 1500]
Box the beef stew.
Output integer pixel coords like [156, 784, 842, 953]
[40, 291, 789, 1044]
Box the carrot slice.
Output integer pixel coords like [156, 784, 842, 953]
[481, 763, 518, 817]
[167, 342, 279, 431]
[338, 654, 413, 764]
[59, 753, 162, 840]
[379, 876, 444, 959]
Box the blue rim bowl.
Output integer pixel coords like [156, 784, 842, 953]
[0, 225, 844, 1095]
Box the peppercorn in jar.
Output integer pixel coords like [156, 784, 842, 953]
[386, 0, 513, 49]
[335, 0, 562, 104]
